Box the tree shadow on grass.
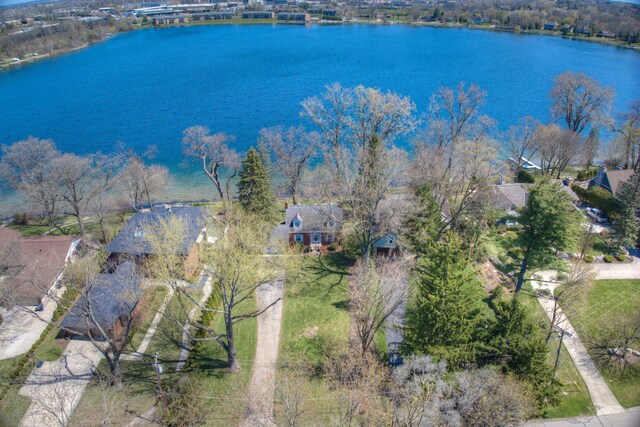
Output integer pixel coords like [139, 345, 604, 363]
[303, 253, 351, 297]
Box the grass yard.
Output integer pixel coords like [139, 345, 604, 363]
[275, 253, 352, 425]
[519, 283, 595, 418]
[71, 283, 258, 427]
[128, 285, 169, 351]
[560, 279, 640, 408]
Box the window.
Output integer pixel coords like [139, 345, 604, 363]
[293, 219, 301, 229]
[327, 219, 335, 227]
[311, 233, 321, 243]
[294, 234, 303, 243]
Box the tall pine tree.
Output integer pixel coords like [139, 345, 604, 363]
[613, 172, 640, 248]
[405, 231, 485, 366]
[237, 147, 275, 220]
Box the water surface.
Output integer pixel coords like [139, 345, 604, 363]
[1, 25, 639, 210]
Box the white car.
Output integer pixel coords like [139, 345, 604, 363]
[586, 207, 607, 223]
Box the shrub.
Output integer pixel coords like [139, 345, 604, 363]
[517, 169, 535, 183]
[0, 313, 3, 326]
[328, 243, 337, 252]
[12, 212, 28, 225]
[576, 168, 597, 181]
[616, 253, 626, 262]
[584, 254, 595, 263]
[604, 255, 614, 263]
[556, 272, 569, 281]
[304, 245, 312, 253]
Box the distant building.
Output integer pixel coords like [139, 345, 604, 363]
[277, 12, 310, 22]
[242, 11, 275, 19]
[544, 21, 559, 31]
[152, 14, 189, 25]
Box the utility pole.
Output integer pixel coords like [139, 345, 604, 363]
[553, 325, 573, 379]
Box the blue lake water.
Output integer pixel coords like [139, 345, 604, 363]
[1, 24, 639, 209]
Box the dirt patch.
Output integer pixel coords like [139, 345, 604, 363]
[301, 325, 319, 339]
[477, 260, 514, 294]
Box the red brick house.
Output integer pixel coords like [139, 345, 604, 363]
[284, 204, 343, 248]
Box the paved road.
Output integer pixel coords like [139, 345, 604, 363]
[241, 280, 284, 427]
[531, 271, 624, 416]
[0, 284, 63, 360]
[19, 339, 103, 427]
[527, 407, 640, 427]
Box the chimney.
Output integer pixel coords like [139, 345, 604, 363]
[284, 202, 289, 210]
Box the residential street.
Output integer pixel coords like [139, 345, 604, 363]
[527, 407, 640, 427]
[18, 339, 103, 427]
[241, 280, 284, 427]
[531, 271, 624, 416]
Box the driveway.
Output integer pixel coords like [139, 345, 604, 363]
[242, 280, 284, 427]
[0, 285, 62, 360]
[592, 253, 640, 280]
[531, 271, 624, 416]
[19, 339, 103, 427]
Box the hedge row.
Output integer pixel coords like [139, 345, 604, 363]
[571, 184, 616, 215]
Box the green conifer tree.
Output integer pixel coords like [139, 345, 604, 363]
[237, 147, 275, 220]
[405, 232, 485, 366]
[613, 172, 640, 249]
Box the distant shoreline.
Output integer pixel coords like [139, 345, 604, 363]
[1, 19, 638, 71]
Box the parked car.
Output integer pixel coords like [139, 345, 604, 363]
[586, 207, 607, 223]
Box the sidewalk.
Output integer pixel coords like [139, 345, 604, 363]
[528, 407, 640, 427]
[531, 271, 624, 416]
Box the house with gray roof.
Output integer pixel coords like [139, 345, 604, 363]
[60, 262, 142, 340]
[106, 205, 206, 277]
[492, 184, 529, 215]
[590, 167, 635, 197]
[284, 204, 343, 248]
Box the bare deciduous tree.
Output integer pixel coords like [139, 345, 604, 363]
[350, 257, 411, 355]
[0, 137, 64, 232]
[550, 71, 615, 135]
[612, 100, 640, 170]
[182, 126, 240, 202]
[259, 125, 318, 204]
[147, 210, 286, 373]
[120, 147, 169, 211]
[504, 116, 540, 180]
[534, 123, 583, 179]
[53, 153, 122, 237]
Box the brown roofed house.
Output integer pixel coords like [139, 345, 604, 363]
[590, 167, 635, 197]
[0, 228, 79, 307]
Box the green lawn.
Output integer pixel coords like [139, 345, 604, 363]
[275, 253, 352, 425]
[560, 279, 640, 408]
[71, 284, 258, 426]
[519, 283, 595, 418]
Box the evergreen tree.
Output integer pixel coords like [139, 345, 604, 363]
[402, 184, 443, 255]
[613, 172, 640, 248]
[237, 147, 275, 220]
[490, 295, 559, 407]
[405, 232, 485, 366]
[515, 182, 580, 293]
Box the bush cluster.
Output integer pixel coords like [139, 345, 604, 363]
[571, 184, 616, 216]
[616, 253, 626, 262]
[604, 254, 615, 263]
[517, 169, 536, 184]
[584, 254, 595, 263]
[576, 169, 598, 181]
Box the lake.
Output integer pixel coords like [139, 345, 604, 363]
[1, 24, 639, 211]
